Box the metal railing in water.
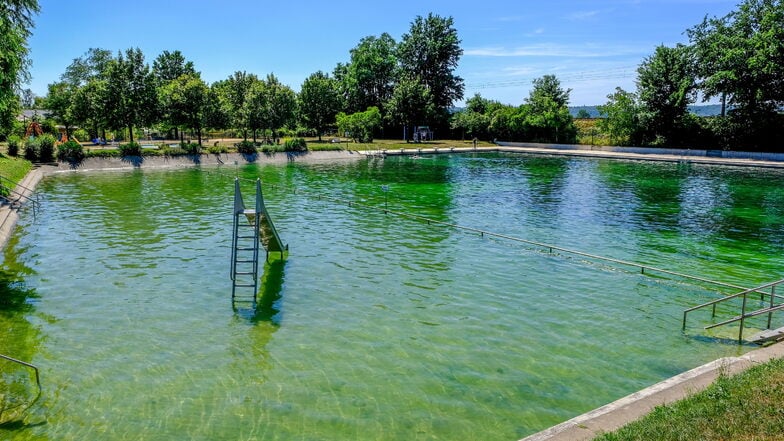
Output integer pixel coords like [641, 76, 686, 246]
[0, 353, 42, 421]
[683, 279, 784, 343]
[0, 174, 40, 217]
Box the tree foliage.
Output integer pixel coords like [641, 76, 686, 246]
[396, 13, 464, 126]
[336, 107, 382, 143]
[687, 0, 784, 148]
[335, 34, 397, 115]
[299, 71, 342, 141]
[636, 44, 697, 145]
[0, 0, 39, 134]
[159, 74, 209, 145]
[152, 50, 196, 85]
[103, 48, 158, 144]
[386, 77, 435, 140]
[597, 88, 642, 146]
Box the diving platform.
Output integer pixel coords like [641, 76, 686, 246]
[230, 178, 287, 304]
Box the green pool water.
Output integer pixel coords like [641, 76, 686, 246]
[1, 153, 783, 440]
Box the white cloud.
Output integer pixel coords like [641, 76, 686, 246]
[464, 43, 641, 58]
[568, 10, 600, 20]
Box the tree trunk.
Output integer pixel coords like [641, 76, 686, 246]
[252, 129, 257, 143]
[174, 126, 179, 140]
[128, 125, 135, 144]
[197, 127, 202, 146]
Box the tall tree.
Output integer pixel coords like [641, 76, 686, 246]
[336, 33, 397, 115]
[103, 48, 158, 145]
[0, 0, 40, 134]
[386, 77, 434, 140]
[214, 71, 258, 140]
[527, 75, 571, 110]
[46, 81, 78, 139]
[687, 0, 784, 148]
[598, 87, 642, 146]
[152, 50, 196, 85]
[299, 71, 342, 141]
[523, 75, 577, 143]
[159, 74, 209, 146]
[260, 74, 297, 140]
[62, 48, 113, 86]
[396, 13, 464, 125]
[636, 44, 697, 145]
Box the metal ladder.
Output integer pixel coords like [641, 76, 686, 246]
[683, 278, 784, 343]
[231, 178, 261, 305]
[230, 178, 288, 307]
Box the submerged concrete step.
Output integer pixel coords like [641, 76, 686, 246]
[748, 326, 784, 344]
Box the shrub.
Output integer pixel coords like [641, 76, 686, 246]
[118, 142, 142, 156]
[24, 137, 39, 161]
[38, 134, 56, 162]
[260, 144, 284, 153]
[235, 140, 257, 154]
[57, 140, 84, 161]
[7, 135, 21, 156]
[208, 144, 228, 154]
[181, 142, 201, 155]
[72, 128, 90, 142]
[283, 137, 308, 152]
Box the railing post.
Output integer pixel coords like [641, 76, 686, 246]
[768, 284, 777, 329]
[682, 310, 688, 331]
[739, 292, 748, 343]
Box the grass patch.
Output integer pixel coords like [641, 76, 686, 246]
[594, 357, 784, 441]
[0, 154, 33, 184]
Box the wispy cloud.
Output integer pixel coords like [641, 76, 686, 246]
[568, 10, 600, 20]
[464, 43, 640, 58]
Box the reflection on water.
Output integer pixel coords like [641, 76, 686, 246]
[0, 154, 783, 440]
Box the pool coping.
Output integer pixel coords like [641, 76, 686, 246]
[518, 341, 784, 441]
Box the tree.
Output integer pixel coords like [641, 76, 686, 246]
[71, 79, 106, 140]
[335, 33, 397, 115]
[385, 77, 435, 141]
[0, 0, 40, 134]
[259, 74, 297, 141]
[299, 71, 342, 141]
[159, 74, 210, 146]
[46, 81, 78, 139]
[396, 13, 464, 126]
[62, 48, 113, 86]
[103, 48, 158, 145]
[688, 0, 784, 115]
[636, 45, 696, 145]
[152, 50, 196, 85]
[597, 87, 642, 146]
[213, 71, 258, 140]
[687, 0, 784, 148]
[528, 75, 571, 109]
[336, 107, 382, 143]
[523, 75, 577, 143]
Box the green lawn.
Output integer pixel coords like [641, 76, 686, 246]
[595, 357, 784, 440]
[0, 153, 33, 185]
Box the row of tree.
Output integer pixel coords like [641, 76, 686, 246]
[598, 0, 784, 150]
[9, 13, 465, 147]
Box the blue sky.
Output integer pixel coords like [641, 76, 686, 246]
[26, 0, 737, 106]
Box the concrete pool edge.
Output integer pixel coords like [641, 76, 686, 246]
[0, 167, 44, 252]
[519, 341, 784, 441]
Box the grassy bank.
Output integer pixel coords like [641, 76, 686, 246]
[595, 357, 784, 440]
[0, 154, 33, 184]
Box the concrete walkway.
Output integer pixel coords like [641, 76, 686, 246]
[519, 342, 784, 440]
[367, 145, 784, 169]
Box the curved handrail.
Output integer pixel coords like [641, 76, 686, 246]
[0, 353, 42, 421]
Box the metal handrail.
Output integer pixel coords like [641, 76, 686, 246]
[683, 279, 783, 313]
[682, 278, 784, 342]
[0, 174, 40, 215]
[0, 353, 42, 420]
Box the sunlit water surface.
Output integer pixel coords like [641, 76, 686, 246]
[1, 153, 783, 440]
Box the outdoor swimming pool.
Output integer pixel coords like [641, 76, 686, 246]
[1, 152, 783, 440]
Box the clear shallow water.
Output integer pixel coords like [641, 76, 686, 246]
[1, 153, 783, 440]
